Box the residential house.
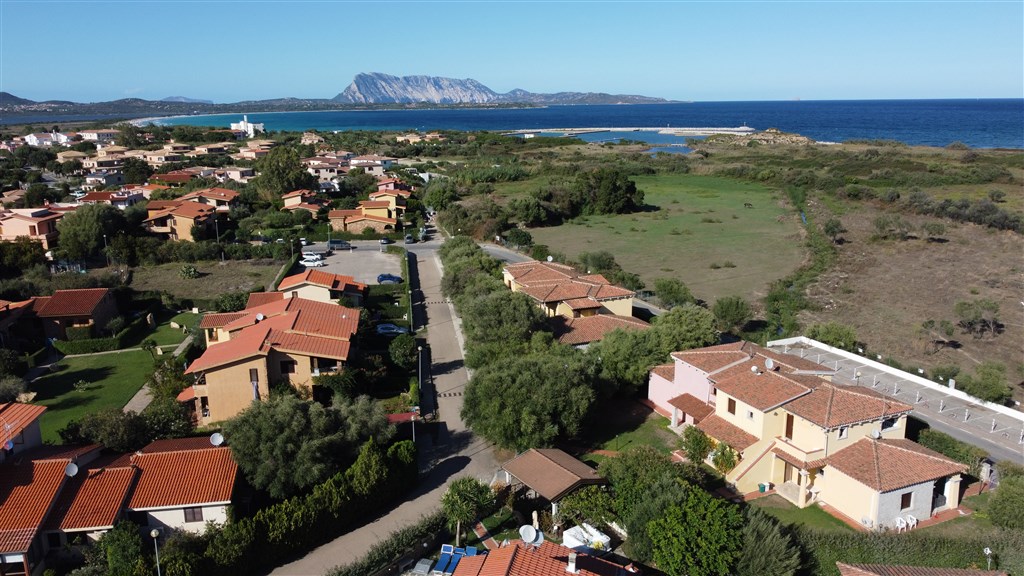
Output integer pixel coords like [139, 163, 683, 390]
[143, 201, 217, 242]
[553, 314, 651, 349]
[187, 143, 227, 157]
[29, 288, 118, 340]
[648, 341, 967, 531]
[149, 173, 195, 186]
[24, 133, 54, 147]
[367, 189, 410, 212]
[0, 402, 46, 463]
[162, 142, 193, 153]
[96, 145, 129, 157]
[184, 296, 359, 424]
[120, 439, 237, 533]
[82, 172, 124, 191]
[56, 150, 89, 163]
[120, 183, 169, 199]
[277, 269, 367, 306]
[143, 150, 184, 167]
[42, 458, 137, 545]
[300, 132, 324, 145]
[452, 540, 623, 576]
[502, 260, 636, 319]
[216, 166, 255, 184]
[373, 178, 413, 194]
[78, 189, 144, 209]
[0, 207, 63, 250]
[307, 163, 345, 182]
[328, 208, 397, 234]
[79, 129, 120, 143]
[1, 189, 26, 205]
[501, 449, 606, 516]
[234, 147, 269, 160]
[281, 189, 325, 219]
[82, 156, 123, 171]
[178, 187, 239, 212]
[349, 154, 396, 176]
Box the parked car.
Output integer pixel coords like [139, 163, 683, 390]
[379, 238, 393, 245]
[301, 252, 323, 261]
[377, 273, 402, 284]
[329, 239, 352, 250]
[299, 238, 309, 246]
[302, 260, 326, 267]
[376, 323, 410, 336]
[404, 234, 415, 244]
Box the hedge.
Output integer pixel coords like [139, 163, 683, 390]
[204, 439, 418, 575]
[326, 510, 447, 576]
[271, 254, 299, 290]
[52, 306, 157, 355]
[795, 525, 1024, 575]
[916, 429, 989, 477]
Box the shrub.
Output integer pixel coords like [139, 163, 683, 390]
[179, 264, 200, 279]
[916, 429, 988, 477]
[0, 375, 26, 403]
[326, 511, 447, 576]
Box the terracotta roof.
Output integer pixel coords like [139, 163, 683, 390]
[43, 466, 136, 532]
[169, 202, 216, 220]
[452, 540, 622, 576]
[36, 288, 109, 318]
[672, 341, 827, 375]
[282, 189, 312, 199]
[79, 191, 114, 202]
[651, 363, 674, 382]
[342, 214, 397, 225]
[176, 387, 196, 402]
[0, 459, 68, 553]
[772, 446, 826, 470]
[141, 437, 221, 453]
[667, 394, 714, 422]
[785, 383, 913, 430]
[826, 438, 967, 492]
[127, 445, 237, 509]
[245, 291, 284, 308]
[0, 402, 47, 439]
[199, 311, 249, 329]
[507, 261, 634, 305]
[836, 563, 1008, 576]
[328, 209, 361, 219]
[150, 173, 194, 183]
[277, 269, 367, 293]
[265, 328, 351, 360]
[502, 449, 605, 502]
[696, 414, 759, 452]
[710, 361, 812, 411]
[179, 187, 240, 202]
[554, 314, 650, 346]
[358, 200, 392, 209]
[562, 297, 601, 310]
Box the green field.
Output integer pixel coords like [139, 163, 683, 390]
[29, 350, 155, 442]
[146, 311, 201, 347]
[528, 174, 806, 302]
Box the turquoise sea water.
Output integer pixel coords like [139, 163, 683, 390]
[151, 99, 1023, 148]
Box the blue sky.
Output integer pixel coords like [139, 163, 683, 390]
[1, 1, 1021, 102]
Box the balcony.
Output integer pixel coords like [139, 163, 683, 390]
[774, 437, 827, 468]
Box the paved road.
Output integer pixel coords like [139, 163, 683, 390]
[769, 342, 1024, 464]
[271, 235, 498, 576]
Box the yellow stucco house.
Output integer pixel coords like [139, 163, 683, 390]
[502, 260, 636, 318]
[276, 269, 367, 306]
[649, 341, 967, 531]
[183, 296, 359, 424]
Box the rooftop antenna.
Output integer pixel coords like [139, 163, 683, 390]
[210, 432, 225, 447]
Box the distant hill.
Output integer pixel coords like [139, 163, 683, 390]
[161, 96, 214, 104]
[334, 72, 668, 105]
[0, 92, 36, 106]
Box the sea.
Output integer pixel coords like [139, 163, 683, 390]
[148, 99, 1020, 149]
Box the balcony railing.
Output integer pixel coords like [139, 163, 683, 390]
[774, 436, 826, 467]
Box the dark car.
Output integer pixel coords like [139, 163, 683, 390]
[377, 273, 402, 284]
[376, 323, 410, 336]
[379, 238, 393, 245]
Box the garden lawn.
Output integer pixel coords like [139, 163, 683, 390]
[145, 311, 201, 347]
[597, 413, 676, 455]
[29, 349, 156, 443]
[528, 174, 806, 302]
[750, 495, 853, 532]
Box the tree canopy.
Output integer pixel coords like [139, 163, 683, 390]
[648, 487, 744, 576]
[56, 203, 127, 261]
[441, 477, 494, 547]
[224, 395, 391, 499]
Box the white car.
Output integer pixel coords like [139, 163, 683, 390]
[301, 252, 323, 261]
[302, 259, 326, 267]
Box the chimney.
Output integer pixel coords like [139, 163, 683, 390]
[567, 552, 578, 573]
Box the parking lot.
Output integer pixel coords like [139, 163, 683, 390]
[300, 240, 403, 285]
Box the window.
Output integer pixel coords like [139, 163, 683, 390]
[184, 507, 204, 522]
[727, 398, 736, 415]
[249, 368, 259, 383]
[746, 410, 754, 420]
[710, 387, 717, 396]
[900, 492, 913, 511]
[838, 427, 849, 440]
[280, 361, 296, 374]
[881, 417, 898, 431]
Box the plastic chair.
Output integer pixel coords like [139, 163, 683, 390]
[905, 514, 918, 530]
[894, 517, 907, 533]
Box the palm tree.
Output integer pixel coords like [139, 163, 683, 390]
[441, 478, 494, 547]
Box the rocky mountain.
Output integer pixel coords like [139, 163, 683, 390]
[334, 73, 668, 105]
[161, 96, 214, 104]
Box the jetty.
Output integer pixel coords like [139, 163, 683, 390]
[503, 126, 757, 138]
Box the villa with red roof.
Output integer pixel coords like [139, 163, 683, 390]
[281, 189, 325, 219]
[143, 199, 218, 242]
[502, 260, 647, 346]
[0, 207, 64, 250]
[648, 341, 967, 531]
[25, 288, 118, 340]
[185, 296, 360, 424]
[277, 269, 367, 306]
[0, 402, 46, 464]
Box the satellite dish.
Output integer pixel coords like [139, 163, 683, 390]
[255, 313, 265, 321]
[546, 255, 554, 262]
[871, 429, 881, 439]
[750, 365, 759, 374]
[3, 440, 13, 451]
[64, 462, 79, 477]
[518, 525, 544, 546]
[764, 358, 775, 371]
[210, 432, 224, 446]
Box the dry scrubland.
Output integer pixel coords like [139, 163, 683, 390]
[129, 259, 283, 299]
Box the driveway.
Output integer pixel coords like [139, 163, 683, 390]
[270, 234, 498, 575]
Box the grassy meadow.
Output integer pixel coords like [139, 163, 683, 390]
[129, 260, 283, 300]
[528, 174, 806, 302]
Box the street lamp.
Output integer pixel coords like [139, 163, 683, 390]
[984, 547, 992, 571]
[102, 234, 110, 267]
[150, 529, 162, 576]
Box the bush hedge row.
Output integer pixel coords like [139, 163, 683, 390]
[204, 440, 418, 575]
[52, 306, 156, 355]
[915, 429, 989, 477]
[326, 510, 447, 576]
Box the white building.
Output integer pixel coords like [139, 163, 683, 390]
[230, 115, 265, 138]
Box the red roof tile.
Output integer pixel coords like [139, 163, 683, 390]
[36, 288, 110, 318]
[502, 449, 605, 502]
[245, 291, 284, 308]
[667, 394, 714, 422]
[651, 363, 675, 382]
[0, 459, 67, 553]
[554, 314, 649, 346]
[0, 402, 47, 440]
[127, 446, 236, 509]
[827, 438, 967, 492]
[277, 269, 367, 293]
[785, 383, 913, 430]
[453, 540, 622, 576]
[710, 361, 812, 411]
[199, 311, 249, 329]
[697, 414, 759, 452]
[44, 466, 136, 531]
